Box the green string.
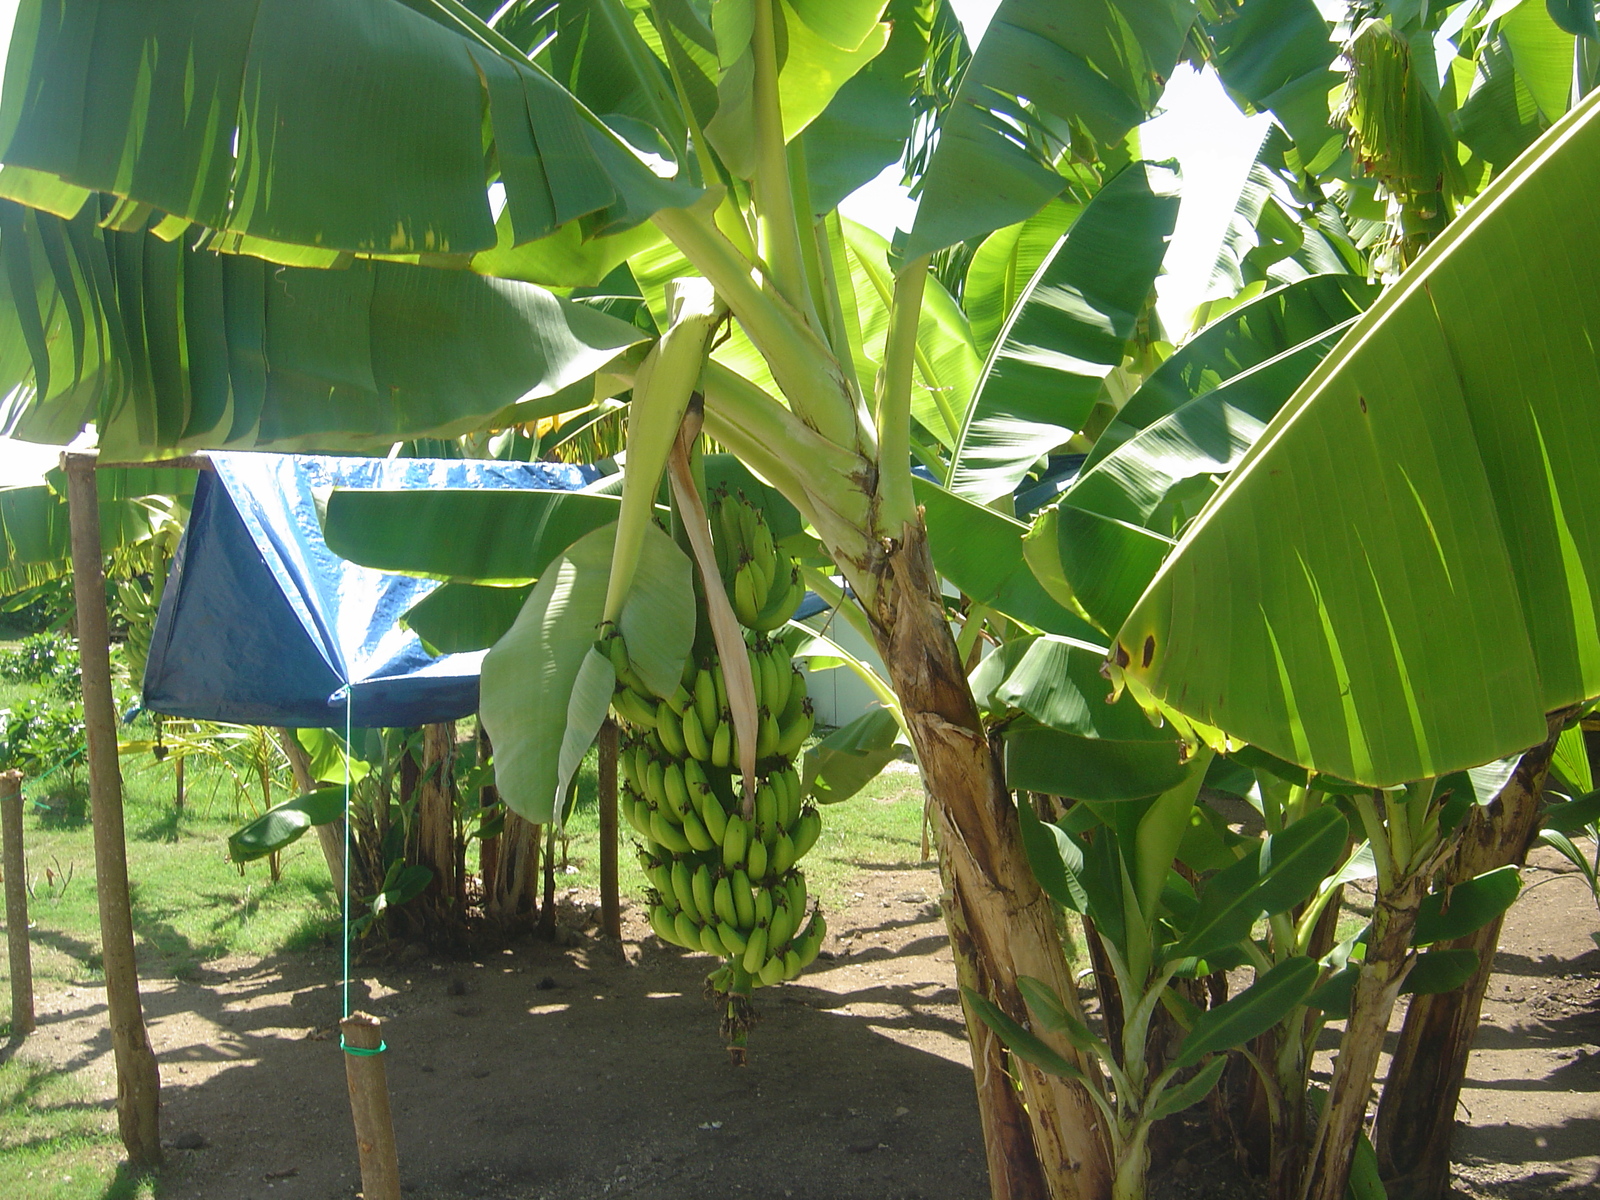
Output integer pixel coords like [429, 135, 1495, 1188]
[342, 687, 353, 1025]
[341, 1037, 386, 1056]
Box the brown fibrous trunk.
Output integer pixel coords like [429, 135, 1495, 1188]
[864, 520, 1112, 1200]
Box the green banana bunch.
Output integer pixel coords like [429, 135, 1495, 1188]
[611, 490, 833, 1037]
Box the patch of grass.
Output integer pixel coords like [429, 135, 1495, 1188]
[0, 1058, 157, 1200]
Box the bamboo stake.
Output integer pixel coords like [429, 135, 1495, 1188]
[62, 451, 162, 1167]
[597, 720, 621, 941]
[2, 770, 33, 1036]
[340, 1012, 401, 1200]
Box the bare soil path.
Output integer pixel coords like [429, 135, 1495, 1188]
[10, 849, 1598, 1199]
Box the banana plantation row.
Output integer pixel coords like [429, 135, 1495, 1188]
[1, 2, 1599, 1200]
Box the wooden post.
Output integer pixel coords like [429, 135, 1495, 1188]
[598, 720, 621, 940]
[62, 451, 162, 1167]
[340, 1012, 401, 1200]
[2, 770, 34, 1035]
[173, 754, 184, 814]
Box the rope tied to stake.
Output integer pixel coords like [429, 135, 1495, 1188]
[336, 686, 384, 1058]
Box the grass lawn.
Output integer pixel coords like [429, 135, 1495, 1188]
[1, 653, 930, 1198]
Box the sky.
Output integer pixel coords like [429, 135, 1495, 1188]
[0, 1, 1271, 486]
[839, 0, 1272, 333]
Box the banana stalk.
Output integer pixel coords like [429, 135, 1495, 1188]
[602, 277, 724, 624]
[666, 407, 762, 814]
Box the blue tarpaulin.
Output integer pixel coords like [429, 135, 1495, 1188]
[143, 452, 598, 728]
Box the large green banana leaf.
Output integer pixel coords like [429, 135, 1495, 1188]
[1114, 85, 1600, 787]
[0, 0, 695, 257]
[323, 489, 621, 584]
[905, 0, 1195, 256]
[0, 200, 648, 455]
[949, 162, 1180, 504]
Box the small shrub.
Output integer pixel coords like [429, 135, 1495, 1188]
[0, 631, 80, 688]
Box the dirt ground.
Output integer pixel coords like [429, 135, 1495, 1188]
[13, 846, 1599, 1200]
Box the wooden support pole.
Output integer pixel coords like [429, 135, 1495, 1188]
[341, 1012, 402, 1200]
[62, 451, 162, 1168]
[598, 720, 621, 941]
[2, 770, 34, 1036]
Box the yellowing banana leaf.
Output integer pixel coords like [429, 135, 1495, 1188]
[906, 0, 1194, 256]
[949, 163, 1181, 504]
[481, 521, 695, 822]
[0, 0, 695, 255]
[324, 489, 621, 585]
[1115, 87, 1600, 787]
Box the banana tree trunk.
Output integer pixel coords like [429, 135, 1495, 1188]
[1300, 866, 1428, 1200]
[865, 520, 1113, 1200]
[1373, 713, 1567, 1199]
[416, 722, 461, 931]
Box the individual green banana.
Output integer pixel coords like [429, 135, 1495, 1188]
[672, 860, 699, 921]
[656, 704, 687, 759]
[751, 514, 777, 594]
[741, 924, 769, 975]
[754, 780, 779, 835]
[763, 646, 791, 716]
[681, 807, 716, 853]
[674, 910, 702, 951]
[622, 789, 653, 838]
[731, 869, 756, 928]
[651, 811, 692, 855]
[693, 667, 719, 733]
[756, 708, 780, 758]
[662, 761, 690, 821]
[795, 912, 827, 967]
[746, 835, 769, 881]
[644, 759, 670, 813]
[782, 949, 801, 980]
[713, 663, 728, 715]
[721, 813, 749, 871]
[710, 718, 732, 768]
[791, 808, 822, 860]
[751, 563, 803, 632]
[754, 886, 774, 926]
[648, 862, 677, 909]
[713, 875, 736, 925]
[767, 897, 794, 950]
[700, 924, 726, 956]
[718, 922, 748, 957]
[732, 558, 762, 627]
[774, 699, 813, 758]
[691, 863, 714, 923]
[681, 703, 710, 761]
[697, 783, 728, 843]
[770, 831, 796, 876]
[773, 766, 800, 828]
[612, 686, 658, 730]
[605, 634, 648, 695]
[785, 871, 807, 918]
[622, 744, 645, 794]
[778, 668, 807, 725]
[758, 955, 785, 986]
[650, 905, 680, 946]
[663, 682, 693, 716]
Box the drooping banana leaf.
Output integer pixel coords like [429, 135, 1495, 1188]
[323, 489, 621, 584]
[481, 520, 695, 822]
[948, 162, 1181, 505]
[0, 202, 649, 456]
[403, 582, 534, 654]
[905, 0, 1195, 256]
[1114, 86, 1600, 787]
[0, 0, 696, 256]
